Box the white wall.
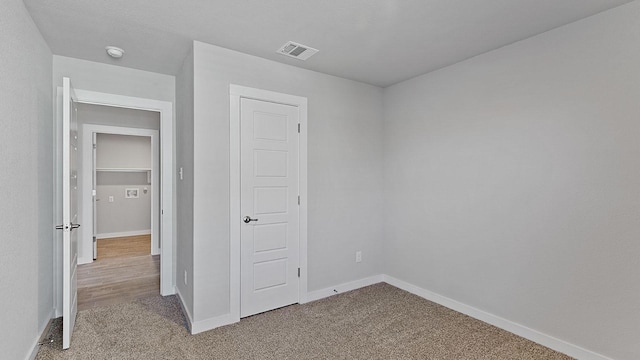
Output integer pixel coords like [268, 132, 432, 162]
[175, 46, 195, 316]
[95, 134, 152, 236]
[189, 41, 384, 322]
[383, 2, 640, 359]
[0, 1, 53, 359]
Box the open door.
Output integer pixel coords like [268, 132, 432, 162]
[92, 132, 97, 260]
[60, 77, 80, 349]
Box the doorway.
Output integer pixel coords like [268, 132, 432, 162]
[92, 133, 157, 258]
[229, 85, 309, 320]
[54, 87, 174, 319]
[78, 112, 160, 310]
[80, 124, 160, 263]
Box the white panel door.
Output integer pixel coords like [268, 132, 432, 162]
[61, 77, 79, 349]
[241, 98, 299, 317]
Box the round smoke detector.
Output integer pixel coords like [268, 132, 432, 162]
[106, 46, 125, 59]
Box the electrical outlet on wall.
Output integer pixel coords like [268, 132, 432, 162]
[184, 270, 188, 285]
[355, 251, 362, 263]
[108, 196, 114, 202]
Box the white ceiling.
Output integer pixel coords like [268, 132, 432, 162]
[24, 0, 632, 87]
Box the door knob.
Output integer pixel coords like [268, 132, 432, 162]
[54, 223, 81, 231]
[243, 216, 258, 223]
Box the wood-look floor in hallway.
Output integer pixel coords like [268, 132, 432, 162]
[77, 235, 159, 311]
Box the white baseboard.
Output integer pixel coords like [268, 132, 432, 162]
[78, 256, 93, 265]
[382, 275, 613, 360]
[184, 275, 384, 334]
[175, 287, 194, 333]
[176, 287, 239, 335]
[26, 309, 54, 360]
[306, 274, 384, 303]
[175, 275, 384, 335]
[161, 285, 176, 297]
[96, 230, 151, 239]
[175, 273, 609, 360]
[26, 338, 39, 360]
[190, 313, 238, 335]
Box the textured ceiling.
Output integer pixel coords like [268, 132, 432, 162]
[24, 0, 632, 87]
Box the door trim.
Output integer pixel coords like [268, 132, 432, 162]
[229, 84, 308, 321]
[74, 90, 174, 296]
[80, 125, 160, 263]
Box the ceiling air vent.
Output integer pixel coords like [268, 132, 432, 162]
[277, 41, 319, 61]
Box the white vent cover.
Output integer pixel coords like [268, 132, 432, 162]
[277, 41, 319, 61]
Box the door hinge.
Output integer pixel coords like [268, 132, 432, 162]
[297, 123, 300, 133]
[297, 195, 300, 205]
[297, 268, 300, 277]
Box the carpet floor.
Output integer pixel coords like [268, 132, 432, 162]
[36, 283, 573, 359]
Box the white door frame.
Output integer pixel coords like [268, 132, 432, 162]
[80, 125, 160, 262]
[229, 84, 309, 321]
[54, 88, 175, 312]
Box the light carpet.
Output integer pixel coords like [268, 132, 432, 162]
[37, 283, 573, 359]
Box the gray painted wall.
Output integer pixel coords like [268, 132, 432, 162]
[0, 1, 53, 359]
[382, 2, 640, 359]
[95, 134, 152, 236]
[175, 46, 195, 316]
[190, 41, 384, 321]
[96, 184, 152, 235]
